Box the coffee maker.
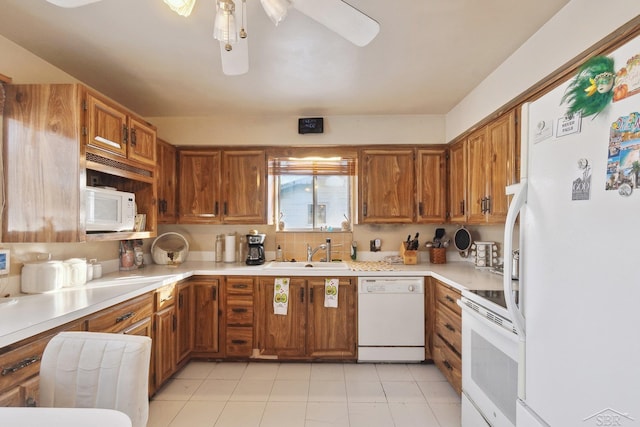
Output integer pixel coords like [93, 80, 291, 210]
[246, 233, 266, 265]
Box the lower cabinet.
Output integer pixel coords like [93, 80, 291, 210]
[176, 280, 195, 364]
[256, 277, 356, 360]
[192, 277, 221, 355]
[153, 283, 177, 390]
[225, 277, 255, 358]
[431, 278, 462, 394]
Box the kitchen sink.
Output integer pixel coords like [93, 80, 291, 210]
[265, 261, 349, 270]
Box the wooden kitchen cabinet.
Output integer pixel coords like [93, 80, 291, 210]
[432, 278, 462, 394]
[307, 278, 357, 359]
[221, 150, 267, 224]
[256, 277, 356, 360]
[192, 277, 221, 355]
[2, 84, 83, 242]
[225, 277, 255, 358]
[157, 138, 178, 224]
[416, 148, 447, 223]
[85, 90, 156, 168]
[85, 293, 154, 334]
[467, 109, 517, 224]
[359, 148, 415, 223]
[177, 149, 267, 224]
[176, 281, 194, 364]
[447, 139, 468, 223]
[153, 283, 177, 388]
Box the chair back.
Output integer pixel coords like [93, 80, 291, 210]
[40, 331, 152, 427]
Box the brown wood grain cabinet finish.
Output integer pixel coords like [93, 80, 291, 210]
[360, 149, 415, 223]
[225, 277, 255, 358]
[416, 148, 447, 223]
[157, 138, 178, 223]
[192, 278, 220, 354]
[2, 84, 83, 242]
[178, 149, 221, 223]
[447, 139, 468, 223]
[432, 280, 462, 395]
[176, 281, 195, 364]
[221, 150, 267, 224]
[256, 277, 357, 360]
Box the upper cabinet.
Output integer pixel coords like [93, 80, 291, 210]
[2, 84, 83, 242]
[359, 147, 446, 224]
[85, 90, 156, 168]
[157, 138, 177, 224]
[2, 83, 158, 242]
[177, 148, 266, 224]
[359, 148, 415, 223]
[416, 148, 447, 223]
[462, 109, 518, 224]
[447, 139, 467, 223]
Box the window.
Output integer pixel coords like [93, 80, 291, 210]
[269, 157, 355, 231]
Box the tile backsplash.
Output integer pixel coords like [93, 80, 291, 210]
[274, 232, 352, 262]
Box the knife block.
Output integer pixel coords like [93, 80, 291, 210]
[400, 243, 418, 265]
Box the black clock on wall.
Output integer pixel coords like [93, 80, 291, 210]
[298, 117, 324, 134]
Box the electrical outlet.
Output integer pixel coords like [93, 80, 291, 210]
[90, 176, 99, 186]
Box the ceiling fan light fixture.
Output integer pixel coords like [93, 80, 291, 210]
[260, 0, 292, 26]
[163, 0, 197, 17]
[213, 0, 238, 50]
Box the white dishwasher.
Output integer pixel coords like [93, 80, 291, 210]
[357, 277, 425, 362]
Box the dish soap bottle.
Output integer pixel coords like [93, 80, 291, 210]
[350, 241, 357, 261]
[276, 245, 283, 262]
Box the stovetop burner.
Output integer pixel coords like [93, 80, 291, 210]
[467, 289, 519, 311]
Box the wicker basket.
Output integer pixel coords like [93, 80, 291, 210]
[429, 247, 447, 264]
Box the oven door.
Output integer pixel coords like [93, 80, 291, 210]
[461, 300, 519, 427]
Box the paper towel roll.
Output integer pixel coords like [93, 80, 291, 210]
[225, 234, 236, 263]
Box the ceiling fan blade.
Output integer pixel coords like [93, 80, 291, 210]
[292, 0, 380, 47]
[45, 0, 103, 7]
[219, 37, 249, 76]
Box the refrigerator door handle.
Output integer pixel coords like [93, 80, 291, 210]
[504, 181, 527, 338]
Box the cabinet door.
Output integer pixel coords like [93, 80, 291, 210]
[416, 148, 447, 223]
[257, 278, 306, 358]
[157, 139, 177, 224]
[360, 149, 415, 223]
[176, 282, 194, 363]
[21, 375, 39, 407]
[0, 386, 22, 406]
[128, 116, 157, 167]
[154, 306, 177, 386]
[178, 150, 221, 223]
[3, 84, 82, 242]
[466, 127, 489, 224]
[448, 140, 467, 223]
[486, 109, 516, 223]
[307, 278, 356, 359]
[193, 279, 220, 353]
[221, 150, 266, 224]
[85, 91, 128, 159]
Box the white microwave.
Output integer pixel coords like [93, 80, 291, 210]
[85, 187, 136, 232]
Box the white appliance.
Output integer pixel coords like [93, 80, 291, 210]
[85, 187, 136, 232]
[503, 36, 640, 426]
[357, 277, 425, 362]
[460, 290, 519, 427]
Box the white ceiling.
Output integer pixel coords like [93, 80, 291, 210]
[0, 0, 571, 118]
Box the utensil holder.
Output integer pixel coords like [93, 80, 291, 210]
[429, 247, 447, 264]
[400, 243, 418, 265]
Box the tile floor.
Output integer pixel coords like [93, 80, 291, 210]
[148, 361, 461, 427]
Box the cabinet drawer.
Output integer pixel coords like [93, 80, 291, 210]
[0, 386, 22, 406]
[226, 296, 254, 325]
[435, 281, 461, 317]
[155, 283, 177, 311]
[86, 293, 154, 333]
[226, 326, 253, 357]
[433, 334, 462, 395]
[435, 306, 462, 356]
[226, 278, 253, 295]
[0, 336, 49, 393]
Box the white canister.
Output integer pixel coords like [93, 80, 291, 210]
[93, 263, 103, 279]
[21, 261, 65, 293]
[64, 258, 87, 287]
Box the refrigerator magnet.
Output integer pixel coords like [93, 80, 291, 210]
[572, 158, 591, 201]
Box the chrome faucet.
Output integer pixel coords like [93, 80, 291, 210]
[307, 238, 332, 262]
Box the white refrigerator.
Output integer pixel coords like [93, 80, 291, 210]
[503, 36, 640, 426]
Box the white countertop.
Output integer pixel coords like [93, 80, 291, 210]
[0, 260, 504, 348]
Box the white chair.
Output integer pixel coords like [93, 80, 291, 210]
[39, 331, 152, 427]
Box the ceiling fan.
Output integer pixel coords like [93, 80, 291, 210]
[45, 0, 380, 76]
